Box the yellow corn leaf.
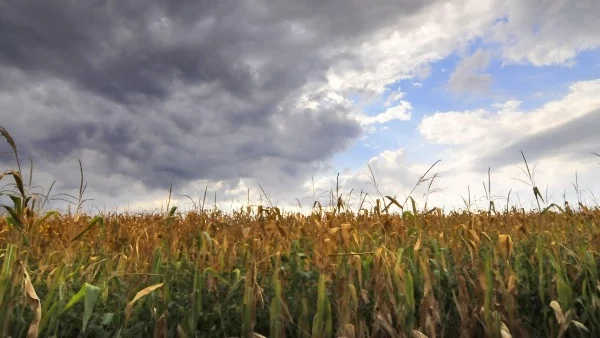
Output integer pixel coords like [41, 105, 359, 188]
[414, 233, 422, 252]
[352, 232, 360, 246]
[176, 324, 188, 338]
[504, 274, 516, 302]
[549, 300, 563, 324]
[412, 330, 428, 338]
[323, 238, 333, 256]
[481, 232, 492, 243]
[125, 283, 165, 324]
[549, 300, 571, 337]
[341, 223, 351, 249]
[348, 284, 358, 310]
[23, 266, 41, 338]
[497, 235, 513, 258]
[500, 321, 512, 338]
[468, 230, 480, 246]
[252, 333, 268, 338]
[571, 320, 589, 333]
[419, 256, 440, 338]
[515, 225, 528, 235]
[342, 323, 356, 338]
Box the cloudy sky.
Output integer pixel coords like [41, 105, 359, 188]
[1, 0, 599, 214]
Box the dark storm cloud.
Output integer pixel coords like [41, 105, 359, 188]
[474, 109, 600, 170]
[0, 0, 437, 202]
[0, 0, 434, 102]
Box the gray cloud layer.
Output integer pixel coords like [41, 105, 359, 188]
[447, 49, 492, 93]
[0, 0, 439, 202]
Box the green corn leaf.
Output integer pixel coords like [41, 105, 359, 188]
[61, 283, 101, 333]
[312, 274, 326, 338]
[35, 211, 60, 227]
[324, 295, 333, 338]
[8, 195, 22, 215]
[101, 313, 115, 326]
[541, 203, 564, 215]
[3, 206, 23, 231]
[0, 244, 17, 308]
[71, 216, 105, 242]
[556, 275, 573, 312]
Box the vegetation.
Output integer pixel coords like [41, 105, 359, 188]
[1, 125, 600, 337]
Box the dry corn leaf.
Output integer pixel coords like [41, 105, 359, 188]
[252, 333, 268, 338]
[342, 323, 356, 338]
[414, 233, 422, 252]
[125, 283, 165, 324]
[515, 225, 528, 235]
[361, 289, 370, 304]
[176, 324, 188, 338]
[352, 232, 360, 246]
[419, 256, 440, 338]
[549, 300, 564, 324]
[507, 271, 518, 296]
[571, 320, 589, 333]
[154, 312, 167, 338]
[348, 284, 358, 310]
[549, 300, 571, 338]
[412, 330, 429, 338]
[453, 281, 468, 320]
[500, 321, 512, 338]
[242, 227, 251, 239]
[375, 312, 397, 338]
[468, 230, 480, 246]
[23, 266, 41, 338]
[341, 223, 351, 249]
[497, 235, 513, 258]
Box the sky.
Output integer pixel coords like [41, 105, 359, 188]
[0, 0, 599, 214]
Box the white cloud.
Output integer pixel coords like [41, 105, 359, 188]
[314, 0, 600, 124]
[310, 0, 598, 101]
[415, 79, 600, 209]
[420, 80, 600, 149]
[493, 100, 521, 111]
[323, 0, 501, 96]
[355, 101, 412, 125]
[384, 90, 406, 107]
[419, 108, 496, 145]
[297, 79, 600, 213]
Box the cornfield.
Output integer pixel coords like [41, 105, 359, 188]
[1, 125, 599, 338]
